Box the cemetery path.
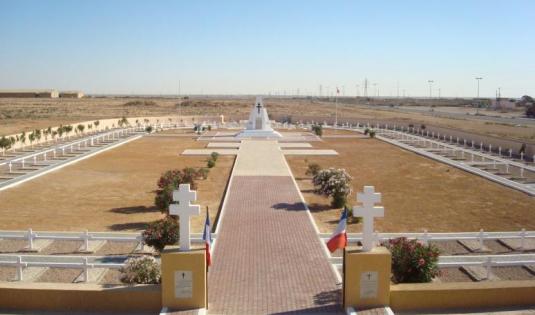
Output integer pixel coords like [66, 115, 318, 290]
[208, 141, 341, 314]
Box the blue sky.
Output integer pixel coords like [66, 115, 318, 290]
[0, 0, 534, 97]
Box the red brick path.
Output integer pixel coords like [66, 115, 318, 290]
[208, 176, 341, 314]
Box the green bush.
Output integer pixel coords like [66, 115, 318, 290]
[154, 169, 197, 213]
[312, 168, 353, 208]
[198, 167, 210, 179]
[145, 126, 153, 133]
[207, 159, 216, 168]
[142, 216, 179, 252]
[120, 256, 161, 284]
[311, 124, 323, 137]
[368, 130, 376, 138]
[210, 152, 219, 162]
[383, 237, 440, 283]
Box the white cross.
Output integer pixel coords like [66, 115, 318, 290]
[353, 186, 384, 252]
[169, 184, 200, 251]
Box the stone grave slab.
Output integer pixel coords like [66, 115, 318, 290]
[282, 149, 338, 156]
[74, 267, 107, 283]
[182, 149, 239, 156]
[458, 240, 491, 253]
[20, 239, 53, 253]
[77, 240, 107, 253]
[461, 266, 499, 281]
[19, 267, 49, 282]
[207, 142, 241, 148]
[498, 238, 535, 251]
[278, 142, 312, 148]
[524, 264, 535, 275]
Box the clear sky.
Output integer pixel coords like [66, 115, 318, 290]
[0, 0, 533, 97]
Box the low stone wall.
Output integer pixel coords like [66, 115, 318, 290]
[390, 280, 535, 312]
[0, 282, 161, 313]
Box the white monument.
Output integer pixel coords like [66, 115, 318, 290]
[353, 186, 384, 252]
[169, 184, 200, 251]
[237, 96, 282, 138]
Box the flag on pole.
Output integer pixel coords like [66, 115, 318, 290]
[336, 87, 340, 94]
[326, 207, 348, 253]
[202, 207, 212, 267]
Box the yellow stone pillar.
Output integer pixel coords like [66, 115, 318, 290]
[161, 246, 207, 310]
[343, 246, 391, 310]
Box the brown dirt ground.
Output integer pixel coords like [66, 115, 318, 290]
[0, 133, 233, 232]
[287, 132, 535, 233]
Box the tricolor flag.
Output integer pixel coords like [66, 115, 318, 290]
[326, 207, 348, 253]
[202, 207, 212, 267]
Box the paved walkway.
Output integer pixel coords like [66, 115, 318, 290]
[208, 140, 341, 314]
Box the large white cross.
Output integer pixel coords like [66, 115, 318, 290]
[353, 186, 384, 252]
[169, 184, 200, 251]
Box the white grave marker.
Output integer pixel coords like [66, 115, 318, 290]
[169, 184, 200, 251]
[353, 186, 384, 252]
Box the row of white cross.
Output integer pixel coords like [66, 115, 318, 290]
[171, 184, 385, 252]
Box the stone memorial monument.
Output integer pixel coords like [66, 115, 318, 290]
[237, 96, 282, 138]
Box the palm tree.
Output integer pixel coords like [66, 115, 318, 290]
[57, 126, 64, 139]
[10, 136, 17, 153]
[51, 131, 58, 142]
[20, 132, 26, 148]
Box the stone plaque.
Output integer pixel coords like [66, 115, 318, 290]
[359, 271, 378, 299]
[174, 270, 193, 298]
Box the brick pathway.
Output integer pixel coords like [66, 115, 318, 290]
[207, 140, 342, 314]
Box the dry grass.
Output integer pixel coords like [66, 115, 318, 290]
[287, 133, 535, 233]
[1, 97, 533, 143]
[0, 132, 233, 232]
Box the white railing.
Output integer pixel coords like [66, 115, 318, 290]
[0, 255, 126, 282]
[320, 230, 535, 252]
[1, 127, 143, 170]
[0, 229, 215, 252]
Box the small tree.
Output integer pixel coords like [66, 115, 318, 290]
[313, 168, 353, 208]
[383, 237, 440, 283]
[145, 126, 153, 133]
[368, 129, 376, 138]
[210, 152, 219, 162]
[207, 159, 215, 168]
[94, 120, 100, 129]
[120, 256, 161, 284]
[28, 132, 35, 148]
[77, 124, 85, 134]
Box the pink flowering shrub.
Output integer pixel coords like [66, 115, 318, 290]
[383, 237, 440, 283]
[120, 256, 161, 284]
[312, 168, 352, 208]
[142, 216, 179, 252]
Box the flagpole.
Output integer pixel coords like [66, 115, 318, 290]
[335, 91, 338, 128]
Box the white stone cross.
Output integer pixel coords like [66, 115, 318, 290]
[169, 184, 200, 251]
[353, 186, 384, 252]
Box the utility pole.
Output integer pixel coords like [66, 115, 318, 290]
[364, 78, 368, 97]
[427, 80, 434, 98]
[319, 84, 323, 97]
[475, 77, 483, 98]
[355, 84, 359, 97]
[397, 81, 400, 98]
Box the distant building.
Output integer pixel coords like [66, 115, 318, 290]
[59, 91, 84, 98]
[0, 89, 59, 98]
[490, 98, 516, 110]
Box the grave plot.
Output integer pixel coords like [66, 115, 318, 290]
[0, 133, 233, 232]
[287, 136, 535, 233]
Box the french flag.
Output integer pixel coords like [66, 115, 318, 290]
[203, 208, 212, 267]
[326, 207, 348, 253]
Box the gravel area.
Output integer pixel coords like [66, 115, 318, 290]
[0, 239, 27, 253]
[99, 269, 123, 285]
[94, 241, 137, 256]
[39, 240, 83, 255]
[36, 268, 81, 283]
[438, 268, 473, 283]
[0, 266, 16, 281]
[492, 267, 535, 281]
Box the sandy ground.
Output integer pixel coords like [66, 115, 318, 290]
[287, 130, 535, 233]
[0, 132, 233, 232]
[1, 97, 533, 143]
